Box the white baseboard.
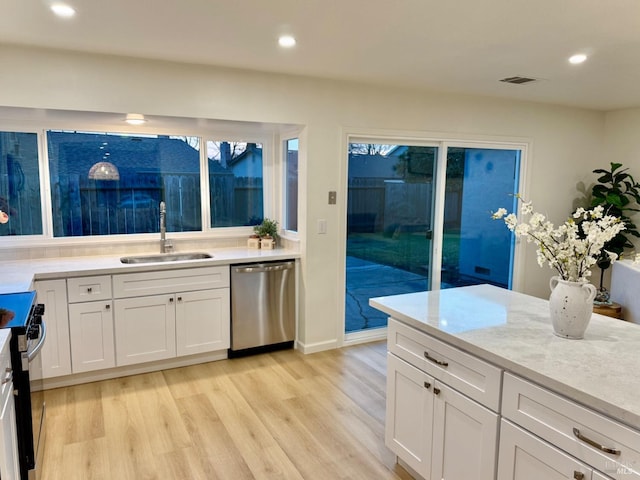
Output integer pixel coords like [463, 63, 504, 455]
[343, 327, 387, 346]
[295, 338, 339, 354]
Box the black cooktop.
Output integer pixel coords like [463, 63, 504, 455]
[0, 291, 36, 329]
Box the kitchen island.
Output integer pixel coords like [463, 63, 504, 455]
[371, 284, 640, 480]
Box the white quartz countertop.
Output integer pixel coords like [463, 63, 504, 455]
[0, 247, 299, 294]
[370, 284, 640, 431]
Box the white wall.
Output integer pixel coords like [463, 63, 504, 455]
[0, 45, 606, 351]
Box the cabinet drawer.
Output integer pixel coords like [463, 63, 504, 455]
[67, 275, 112, 303]
[112, 266, 229, 298]
[502, 373, 640, 479]
[388, 318, 502, 411]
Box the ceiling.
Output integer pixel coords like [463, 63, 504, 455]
[2, 0, 640, 111]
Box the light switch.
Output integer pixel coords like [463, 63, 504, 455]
[328, 191, 337, 204]
[318, 219, 327, 234]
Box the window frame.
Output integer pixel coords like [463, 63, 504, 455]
[0, 116, 278, 246]
[282, 135, 300, 235]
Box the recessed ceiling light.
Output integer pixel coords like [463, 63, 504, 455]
[569, 53, 587, 64]
[125, 113, 147, 125]
[278, 35, 296, 48]
[50, 3, 76, 18]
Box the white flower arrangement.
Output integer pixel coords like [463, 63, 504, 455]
[492, 196, 627, 283]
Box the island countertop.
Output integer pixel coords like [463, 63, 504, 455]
[370, 284, 640, 431]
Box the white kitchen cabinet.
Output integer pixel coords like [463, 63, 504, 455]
[0, 337, 19, 480]
[431, 381, 498, 480]
[175, 288, 230, 356]
[386, 350, 498, 480]
[498, 419, 592, 480]
[114, 294, 176, 366]
[112, 266, 230, 366]
[33, 279, 72, 379]
[386, 353, 434, 478]
[68, 300, 115, 373]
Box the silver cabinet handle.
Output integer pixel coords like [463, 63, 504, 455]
[424, 351, 448, 367]
[572, 428, 621, 455]
[1, 367, 12, 385]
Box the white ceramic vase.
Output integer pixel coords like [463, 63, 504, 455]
[549, 276, 597, 339]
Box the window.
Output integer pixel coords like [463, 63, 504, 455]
[47, 131, 202, 237]
[207, 141, 263, 227]
[0, 131, 43, 236]
[284, 138, 298, 232]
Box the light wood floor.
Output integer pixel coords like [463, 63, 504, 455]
[40, 341, 412, 480]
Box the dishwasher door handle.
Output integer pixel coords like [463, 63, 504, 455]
[234, 262, 294, 274]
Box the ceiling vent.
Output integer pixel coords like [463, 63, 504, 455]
[499, 76, 538, 85]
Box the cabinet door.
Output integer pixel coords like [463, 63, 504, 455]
[68, 301, 115, 373]
[498, 419, 592, 480]
[34, 279, 72, 379]
[175, 288, 230, 356]
[431, 381, 499, 480]
[386, 353, 434, 479]
[114, 295, 176, 366]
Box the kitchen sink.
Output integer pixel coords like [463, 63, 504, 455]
[120, 252, 213, 264]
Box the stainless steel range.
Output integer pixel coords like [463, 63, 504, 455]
[0, 291, 46, 480]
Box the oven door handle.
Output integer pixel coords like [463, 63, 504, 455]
[27, 320, 47, 363]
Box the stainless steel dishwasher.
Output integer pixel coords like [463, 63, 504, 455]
[230, 260, 295, 356]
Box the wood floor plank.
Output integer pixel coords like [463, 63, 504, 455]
[40, 341, 410, 479]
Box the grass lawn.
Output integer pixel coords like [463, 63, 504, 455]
[346, 231, 461, 276]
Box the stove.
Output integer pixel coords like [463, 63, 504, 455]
[0, 291, 46, 480]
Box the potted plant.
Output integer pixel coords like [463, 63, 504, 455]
[588, 162, 640, 302]
[253, 218, 279, 247]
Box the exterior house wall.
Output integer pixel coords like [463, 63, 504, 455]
[0, 45, 606, 351]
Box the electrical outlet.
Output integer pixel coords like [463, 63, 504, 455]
[328, 191, 337, 204]
[318, 219, 327, 234]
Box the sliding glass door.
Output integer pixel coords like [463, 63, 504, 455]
[345, 140, 521, 335]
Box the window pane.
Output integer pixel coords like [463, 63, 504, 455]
[442, 147, 520, 289]
[285, 138, 298, 232]
[207, 141, 263, 227]
[0, 131, 43, 236]
[346, 143, 435, 333]
[47, 131, 202, 237]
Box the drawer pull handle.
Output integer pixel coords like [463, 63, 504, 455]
[423, 381, 431, 389]
[572, 428, 621, 455]
[433, 387, 441, 395]
[573, 472, 585, 480]
[87, 287, 93, 293]
[2, 368, 12, 385]
[424, 351, 448, 367]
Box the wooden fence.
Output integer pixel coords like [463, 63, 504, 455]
[49, 173, 263, 237]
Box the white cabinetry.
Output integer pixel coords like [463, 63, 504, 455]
[498, 419, 592, 480]
[68, 301, 115, 373]
[114, 294, 176, 366]
[67, 276, 115, 373]
[175, 288, 230, 356]
[0, 336, 19, 480]
[33, 279, 72, 379]
[386, 319, 500, 480]
[113, 266, 230, 366]
[499, 373, 640, 480]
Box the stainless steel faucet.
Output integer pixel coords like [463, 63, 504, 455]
[159, 201, 171, 253]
